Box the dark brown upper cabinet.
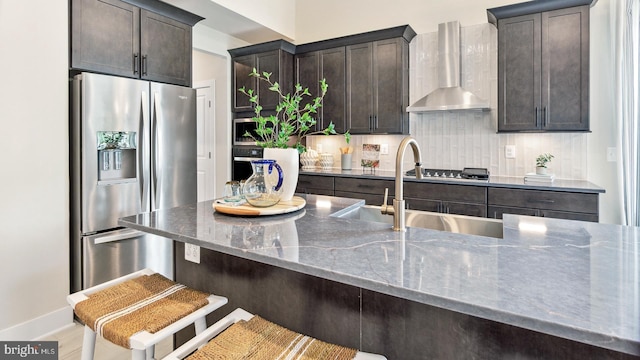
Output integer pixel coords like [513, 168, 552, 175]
[70, 0, 201, 87]
[294, 47, 347, 134]
[346, 38, 410, 134]
[489, 1, 592, 132]
[230, 41, 295, 113]
[231, 25, 415, 132]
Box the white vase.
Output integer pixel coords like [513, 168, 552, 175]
[263, 148, 299, 201]
[536, 166, 547, 175]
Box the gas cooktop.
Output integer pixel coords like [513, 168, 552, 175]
[405, 167, 490, 181]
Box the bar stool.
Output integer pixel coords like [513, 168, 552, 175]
[67, 268, 228, 360]
[163, 308, 386, 360]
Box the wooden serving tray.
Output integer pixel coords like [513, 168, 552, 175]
[213, 196, 306, 216]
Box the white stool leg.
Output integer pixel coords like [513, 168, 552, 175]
[194, 316, 206, 335]
[81, 325, 96, 360]
[145, 345, 155, 360]
[132, 348, 146, 360]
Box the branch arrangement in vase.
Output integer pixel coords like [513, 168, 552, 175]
[239, 68, 350, 153]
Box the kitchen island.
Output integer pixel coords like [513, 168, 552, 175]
[119, 194, 638, 359]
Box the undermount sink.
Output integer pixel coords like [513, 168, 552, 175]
[333, 205, 503, 238]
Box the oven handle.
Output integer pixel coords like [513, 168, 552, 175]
[233, 157, 258, 162]
[94, 229, 146, 245]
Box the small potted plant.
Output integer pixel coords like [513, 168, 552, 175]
[535, 153, 554, 175]
[239, 68, 350, 201]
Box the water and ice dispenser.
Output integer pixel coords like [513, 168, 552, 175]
[97, 131, 137, 183]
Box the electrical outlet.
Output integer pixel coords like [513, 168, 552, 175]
[380, 144, 389, 155]
[185, 243, 200, 264]
[505, 145, 516, 159]
[607, 147, 616, 162]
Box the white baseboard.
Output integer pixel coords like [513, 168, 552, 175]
[0, 306, 74, 340]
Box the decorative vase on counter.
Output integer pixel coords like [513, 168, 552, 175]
[263, 147, 299, 201]
[318, 153, 334, 169]
[300, 149, 318, 169]
[536, 166, 547, 175]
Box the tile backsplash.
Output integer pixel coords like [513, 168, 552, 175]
[307, 23, 588, 179]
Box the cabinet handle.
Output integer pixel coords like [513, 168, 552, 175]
[133, 53, 139, 74]
[142, 55, 148, 76]
[535, 107, 540, 127]
[543, 107, 548, 127]
[369, 115, 373, 131]
[536, 199, 555, 204]
[374, 115, 378, 129]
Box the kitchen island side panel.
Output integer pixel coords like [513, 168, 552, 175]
[174, 242, 636, 359]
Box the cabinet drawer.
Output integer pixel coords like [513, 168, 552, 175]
[334, 191, 383, 205]
[488, 205, 538, 219]
[404, 182, 486, 204]
[298, 175, 334, 191]
[335, 177, 395, 195]
[488, 188, 598, 214]
[407, 198, 487, 217]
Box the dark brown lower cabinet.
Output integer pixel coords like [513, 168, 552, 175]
[296, 175, 335, 196]
[298, 174, 599, 222]
[488, 188, 599, 222]
[334, 177, 395, 206]
[404, 182, 487, 217]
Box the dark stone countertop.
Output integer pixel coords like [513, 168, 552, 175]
[300, 168, 605, 193]
[119, 194, 636, 356]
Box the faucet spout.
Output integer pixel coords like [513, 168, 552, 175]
[390, 137, 423, 231]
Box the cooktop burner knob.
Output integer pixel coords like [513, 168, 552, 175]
[456, 174, 462, 179]
[440, 173, 447, 178]
[425, 172, 432, 177]
[433, 172, 439, 177]
[448, 172, 455, 178]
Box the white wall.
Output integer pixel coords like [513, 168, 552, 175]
[193, 48, 231, 197]
[209, 0, 297, 40]
[294, 0, 521, 44]
[0, 0, 73, 338]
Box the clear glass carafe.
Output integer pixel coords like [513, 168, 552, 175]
[242, 159, 284, 207]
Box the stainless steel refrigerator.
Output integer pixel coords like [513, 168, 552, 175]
[70, 72, 196, 292]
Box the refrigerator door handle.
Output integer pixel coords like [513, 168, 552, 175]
[151, 92, 160, 211]
[94, 229, 146, 244]
[140, 91, 148, 211]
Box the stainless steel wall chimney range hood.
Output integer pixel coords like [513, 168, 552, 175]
[407, 21, 490, 112]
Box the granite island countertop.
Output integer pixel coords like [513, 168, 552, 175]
[300, 168, 605, 193]
[119, 194, 636, 356]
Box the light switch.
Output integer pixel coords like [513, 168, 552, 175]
[380, 144, 389, 155]
[185, 243, 200, 264]
[505, 145, 516, 159]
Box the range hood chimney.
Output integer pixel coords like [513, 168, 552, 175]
[407, 21, 490, 112]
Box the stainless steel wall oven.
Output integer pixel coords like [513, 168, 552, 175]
[232, 146, 263, 181]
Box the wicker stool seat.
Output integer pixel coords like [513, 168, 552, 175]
[67, 269, 228, 360]
[163, 308, 386, 360]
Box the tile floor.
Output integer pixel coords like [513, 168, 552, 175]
[42, 322, 173, 360]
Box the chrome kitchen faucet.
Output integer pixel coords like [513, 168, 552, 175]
[382, 137, 423, 231]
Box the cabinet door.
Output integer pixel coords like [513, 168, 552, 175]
[346, 43, 374, 134]
[488, 205, 539, 219]
[71, 0, 139, 78]
[444, 202, 487, 217]
[140, 10, 192, 86]
[541, 6, 589, 131]
[373, 38, 407, 134]
[498, 13, 541, 131]
[295, 52, 320, 130]
[256, 51, 281, 110]
[232, 55, 255, 112]
[320, 48, 347, 134]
